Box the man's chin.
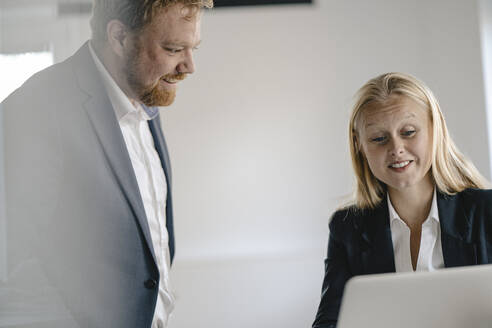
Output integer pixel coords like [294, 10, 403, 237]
[140, 89, 176, 107]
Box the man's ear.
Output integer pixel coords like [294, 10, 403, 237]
[106, 20, 128, 57]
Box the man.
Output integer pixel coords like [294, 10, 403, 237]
[0, 0, 212, 327]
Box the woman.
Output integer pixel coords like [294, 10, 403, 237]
[312, 72, 492, 328]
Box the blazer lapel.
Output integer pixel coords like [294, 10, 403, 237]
[437, 191, 477, 267]
[358, 197, 396, 274]
[148, 116, 175, 262]
[72, 42, 157, 264]
[148, 116, 172, 186]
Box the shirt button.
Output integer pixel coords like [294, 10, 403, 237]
[144, 279, 157, 289]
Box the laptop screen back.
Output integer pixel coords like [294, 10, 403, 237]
[338, 264, 492, 328]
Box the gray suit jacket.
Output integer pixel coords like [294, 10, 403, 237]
[1, 42, 174, 327]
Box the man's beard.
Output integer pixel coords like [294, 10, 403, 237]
[125, 41, 186, 107]
[138, 73, 186, 107]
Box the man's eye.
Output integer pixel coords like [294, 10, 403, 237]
[402, 130, 416, 137]
[165, 48, 182, 54]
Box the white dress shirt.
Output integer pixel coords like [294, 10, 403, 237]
[388, 189, 445, 272]
[89, 43, 174, 328]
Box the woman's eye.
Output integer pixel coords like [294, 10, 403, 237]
[402, 130, 416, 137]
[371, 136, 386, 143]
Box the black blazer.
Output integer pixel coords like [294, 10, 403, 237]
[312, 188, 492, 328]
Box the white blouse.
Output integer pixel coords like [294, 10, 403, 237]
[387, 189, 445, 272]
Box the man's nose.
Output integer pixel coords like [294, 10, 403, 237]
[177, 49, 195, 75]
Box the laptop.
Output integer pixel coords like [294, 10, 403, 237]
[337, 264, 492, 328]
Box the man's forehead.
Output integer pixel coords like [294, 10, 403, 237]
[138, 4, 202, 41]
[152, 3, 201, 23]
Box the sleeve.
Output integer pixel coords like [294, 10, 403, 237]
[312, 212, 353, 328]
[0, 76, 78, 327]
[476, 189, 492, 264]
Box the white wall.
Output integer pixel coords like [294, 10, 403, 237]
[1, 1, 490, 327]
[165, 1, 490, 326]
[479, 0, 492, 179]
[165, 0, 489, 263]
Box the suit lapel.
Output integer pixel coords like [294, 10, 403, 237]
[358, 197, 396, 274]
[148, 116, 172, 186]
[437, 191, 477, 267]
[71, 42, 157, 264]
[148, 116, 175, 262]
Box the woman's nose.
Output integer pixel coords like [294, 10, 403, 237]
[389, 137, 405, 157]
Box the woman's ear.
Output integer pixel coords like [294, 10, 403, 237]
[353, 131, 362, 154]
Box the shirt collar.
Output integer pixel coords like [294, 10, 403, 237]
[88, 41, 158, 121]
[387, 188, 439, 224]
[428, 188, 439, 222]
[141, 104, 159, 119]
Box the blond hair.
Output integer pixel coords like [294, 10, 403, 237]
[349, 72, 489, 209]
[90, 0, 213, 46]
